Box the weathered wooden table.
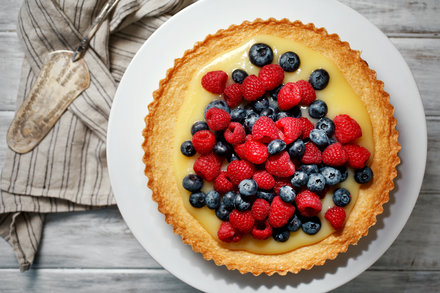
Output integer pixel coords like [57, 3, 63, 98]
[1, 1, 439, 291]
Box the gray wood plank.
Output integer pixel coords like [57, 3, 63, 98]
[0, 0, 21, 32]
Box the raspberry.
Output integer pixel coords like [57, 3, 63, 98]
[273, 178, 293, 196]
[251, 220, 273, 240]
[301, 142, 322, 165]
[193, 152, 222, 181]
[333, 114, 362, 144]
[344, 144, 371, 169]
[265, 151, 295, 178]
[252, 170, 275, 190]
[226, 160, 255, 185]
[268, 196, 295, 228]
[296, 190, 322, 217]
[295, 80, 316, 105]
[214, 171, 233, 194]
[258, 64, 284, 90]
[242, 75, 266, 101]
[299, 117, 314, 139]
[322, 142, 348, 166]
[325, 206, 346, 229]
[243, 140, 269, 164]
[217, 221, 242, 242]
[275, 117, 302, 144]
[252, 116, 279, 143]
[201, 70, 228, 94]
[251, 198, 270, 221]
[277, 82, 301, 110]
[206, 108, 231, 131]
[224, 122, 246, 145]
[192, 130, 215, 154]
[229, 210, 255, 233]
[233, 143, 247, 160]
[223, 83, 243, 107]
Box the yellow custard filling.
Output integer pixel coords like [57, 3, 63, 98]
[173, 35, 374, 254]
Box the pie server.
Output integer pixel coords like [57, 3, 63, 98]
[7, 0, 120, 154]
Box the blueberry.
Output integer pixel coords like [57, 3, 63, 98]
[338, 166, 349, 182]
[244, 111, 259, 133]
[260, 107, 278, 121]
[205, 190, 220, 209]
[328, 137, 337, 145]
[204, 99, 230, 118]
[276, 111, 290, 121]
[222, 191, 237, 210]
[268, 96, 279, 108]
[320, 166, 342, 186]
[309, 69, 330, 90]
[308, 100, 328, 119]
[273, 228, 290, 242]
[288, 139, 305, 158]
[279, 51, 300, 72]
[182, 174, 203, 192]
[354, 166, 373, 184]
[230, 107, 246, 123]
[299, 164, 319, 175]
[267, 139, 286, 155]
[287, 214, 302, 232]
[227, 152, 240, 162]
[269, 84, 283, 100]
[307, 173, 326, 193]
[180, 140, 196, 157]
[309, 129, 329, 146]
[216, 203, 231, 221]
[249, 43, 273, 67]
[316, 117, 335, 136]
[333, 188, 351, 207]
[291, 171, 308, 187]
[234, 193, 252, 211]
[232, 69, 248, 84]
[301, 216, 321, 235]
[238, 179, 258, 197]
[288, 106, 302, 118]
[279, 186, 296, 203]
[189, 192, 206, 208]
[191, 121, 209, 135]
[257, 190, 276, 202]
[253, 96, 270, 113]
[213, 140, 231, 157]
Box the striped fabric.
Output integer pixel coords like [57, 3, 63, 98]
[0, 0, 194, 271]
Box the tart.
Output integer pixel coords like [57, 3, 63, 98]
[142, 18, 400, 275]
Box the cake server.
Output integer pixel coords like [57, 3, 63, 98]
[7, 0, 120, 154]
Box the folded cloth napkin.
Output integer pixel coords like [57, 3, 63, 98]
[0, 0, 194, 272]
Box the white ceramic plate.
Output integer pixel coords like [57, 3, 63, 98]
[107, 0, 426, 292]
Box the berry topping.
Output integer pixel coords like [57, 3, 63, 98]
[204, 99, 230, 117]
[306, 173, 326, 193]
[214, 171, 233, 194]
[299, 117, 314, 139]
[325, 206, 346, 229]
[301, 216, 321, 235]
[232, 69, 248, 84]
[252, 170, 275, 190]
[279, 51, 300, 72]
[238, 179, 258, 197]
[244, 111, 259, 133]
[206, 190, 221, 209]
[288, 139, 305, 158]
[267, 139, 287, 155]
[256, 190, 276, 203]
[252, 97, 270, 113]
[242, 75, 266, 101]
[217, 221, 241, 242]
[273, 178, 293, 196]
[273, 228, 290, 242]
[234, 193, 252, 211]
[277, 82, 301, 110]
[252, 116, 279, 143]
[333, 188, 351, 207]
[291, 171, 308, 187]
[322, 142, 348, 166]
[224, 122, 246, 145]
[229, 210, 255, 233]
[191, 121, 209, 135]
[180, 140, 196, 157]
[189, 191, 206, 208]
[268, 196, 295, 228]
[320, 166, 342, 186]
[301, 142, 322, 165]
[201, 70, 228, 94]
[354, 166, 374, 184]
[315, 117, 335, 136]
[309, 129, 329, 147]
[299, 164, 319, 175]
[296, 190, 322, 217]
[275, 117, 302, 144]
[251, 198, 270, 221]
[279, 185, 296, 203]
[333, 114, 362, 144]
[251, 221, 273, 240]
[308, 99, 328, 118]
[287, 214, 302, 232]
[205, 108, 231, 131]
[230, 107, 247, 123]
[249, 43, 273, 67]
[295, 80, 316, 105]
[344, 144, 371, 169]
[233, 142, 247, 160]
[258, 64, 285, 90]
[182, 174, 203, 192]
[193, 152, 222, 181]
[265, 151, 295, 178]
[216, 204, 231, 221]
[309, 69, 330, 90]
[224, 83, 243, 108]
[213, 140, 231, 157]
[192, 130, 216, 154]
[222, 191, 237, 210]
[226, 160, 255, 185]
[243, 140, 269, 164]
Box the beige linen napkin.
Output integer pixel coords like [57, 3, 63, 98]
[0, 0, 194, 271]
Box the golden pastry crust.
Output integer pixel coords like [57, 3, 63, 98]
[142, 18, 400, 275]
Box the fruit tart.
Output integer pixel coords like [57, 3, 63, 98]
[142, 18, 400, 275]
